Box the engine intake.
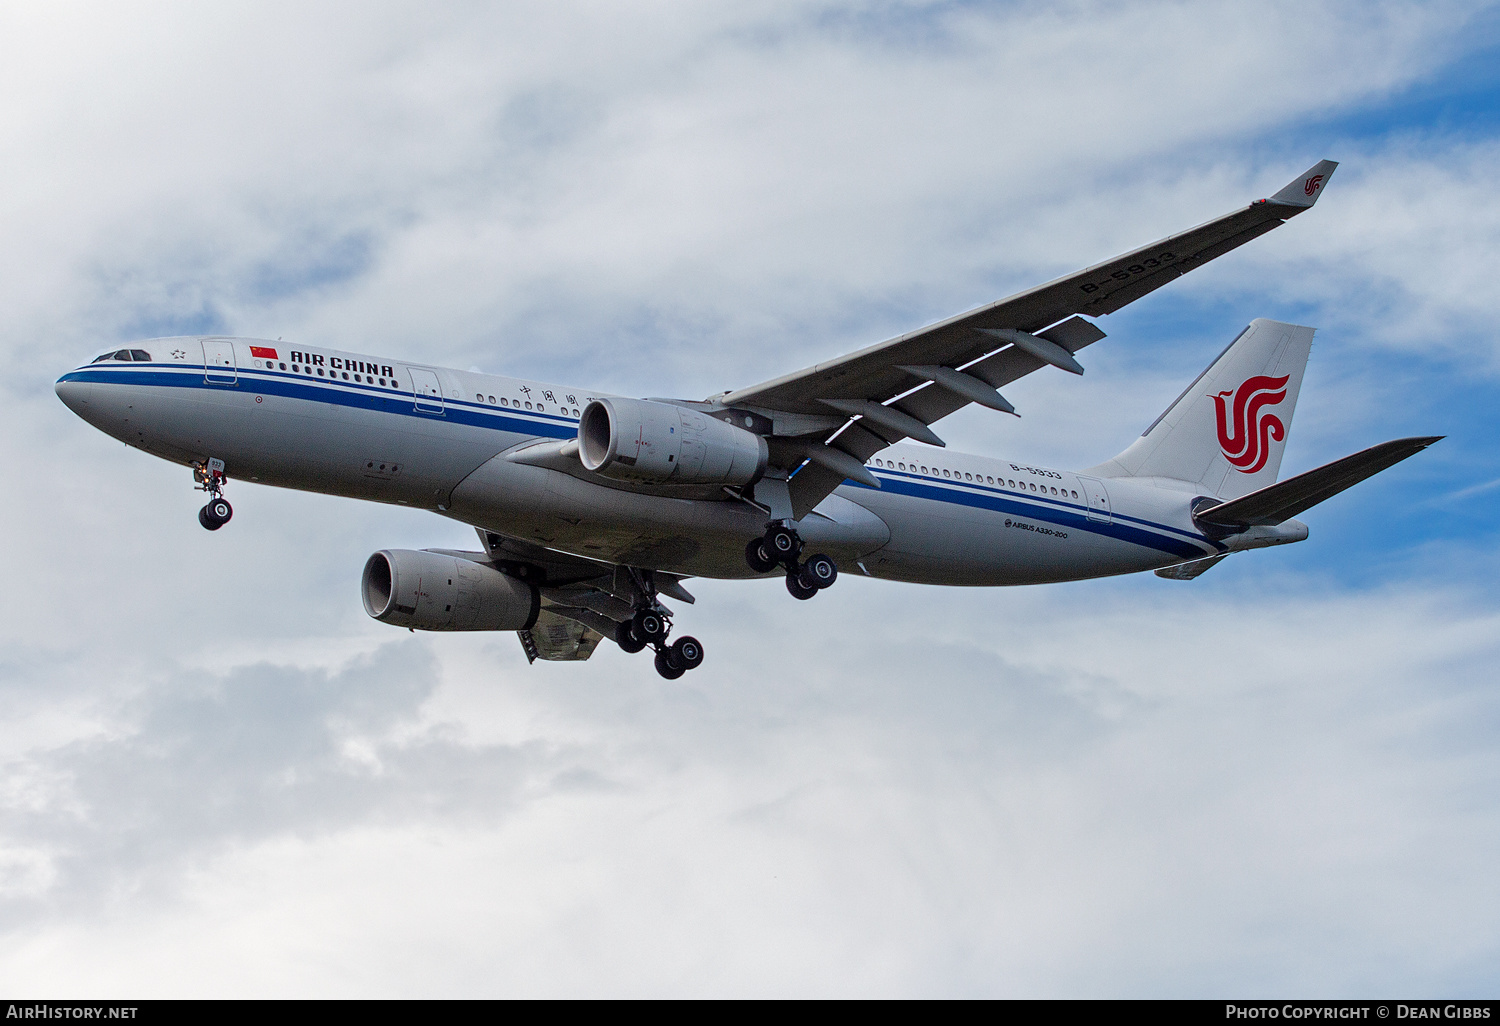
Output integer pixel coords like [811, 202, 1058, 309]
[362, 549, 539, 631]
[579, 398, 767, 486]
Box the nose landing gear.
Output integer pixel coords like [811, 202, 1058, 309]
[746, 523, 839, 601]
[193, 458, 233, 531]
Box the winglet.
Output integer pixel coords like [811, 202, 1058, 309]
[1268, 159, 1338, 208]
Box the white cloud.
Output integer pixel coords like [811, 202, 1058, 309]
[1, 581, 1497, 996]
[1, 2, 1484, 380]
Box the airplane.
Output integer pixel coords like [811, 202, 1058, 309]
[55, 159, 1441, 678]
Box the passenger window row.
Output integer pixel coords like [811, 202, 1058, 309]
[285, 362, 399, 388]
[473, 393, 581, 417]
[868, 458, 1079, 499]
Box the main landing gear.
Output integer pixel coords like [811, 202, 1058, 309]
[613, 572, 705, 680]
[193, 458, 233, 531]
[745, 522, 838, 601]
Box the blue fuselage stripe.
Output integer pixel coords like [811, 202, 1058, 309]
[63, 364, 1214, 560]
[863, 467, 1212, 543]
[850, 475, 1209, 560]
[61, 365, 577, 439]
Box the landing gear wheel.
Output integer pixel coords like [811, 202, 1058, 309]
[198, 499, 232, 531]
[764, 524, 801, 567]
[614, 619, 647, 654]
[795, 563, 823, 593]
[745, 538, 778, 574]
[654, 648, 685, 680]
[802, 553, 838, 589]
[632, 608, 668, 644]
[192, 459, 231, 530]
[786, 572, 818, 600]
[670, 635, 704, 671]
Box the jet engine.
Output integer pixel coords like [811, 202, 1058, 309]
[579, 398, 767, 486]
[362, 549, 539, 631]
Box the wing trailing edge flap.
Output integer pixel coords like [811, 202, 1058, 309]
[474, 529, 611, 586]
[1195, 436, 1442, 528]
[518, 608, 604, 662]
[766, 437, 879, 489]
[892, 315, 1105, 426]
[467, 528, 700, 658]
[787, 463, 850, 520]
[521, 569, 700, 661]
[1155, 553, 1230, 580]
[785, 421, 894, 518]
[777, 317, 1106, 517]
[473, 527, 693, 596]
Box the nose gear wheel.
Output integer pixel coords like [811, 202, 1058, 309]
[198, 498, 233, 531]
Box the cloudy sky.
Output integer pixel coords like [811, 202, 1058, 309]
[2, 0, 1499, 997]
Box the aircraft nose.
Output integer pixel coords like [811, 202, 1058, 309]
[55, 373, 93, 414]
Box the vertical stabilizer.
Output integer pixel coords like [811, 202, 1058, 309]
[1087, 319, 1314, 500]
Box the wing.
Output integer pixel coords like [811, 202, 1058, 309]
[718, 160, 1338, 517]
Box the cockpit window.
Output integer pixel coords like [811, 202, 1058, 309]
[92, 349, 134, 362]
[129, 349, 151, 362]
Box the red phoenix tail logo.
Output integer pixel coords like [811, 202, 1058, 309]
[1303, 174, 1324, 197]
[1212, 374, 1289, 474]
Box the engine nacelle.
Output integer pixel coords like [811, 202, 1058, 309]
[578, 397, 768, 486]
[361, 549, 539, 631]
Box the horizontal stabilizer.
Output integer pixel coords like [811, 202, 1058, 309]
[1196, 436, 1442, 528]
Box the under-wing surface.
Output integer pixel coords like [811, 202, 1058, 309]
[55, 160, 1440, 677]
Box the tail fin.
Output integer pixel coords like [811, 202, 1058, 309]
[1088, 318, 1314, 500]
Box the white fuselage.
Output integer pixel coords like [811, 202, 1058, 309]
[55, 336, 1229, 584]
